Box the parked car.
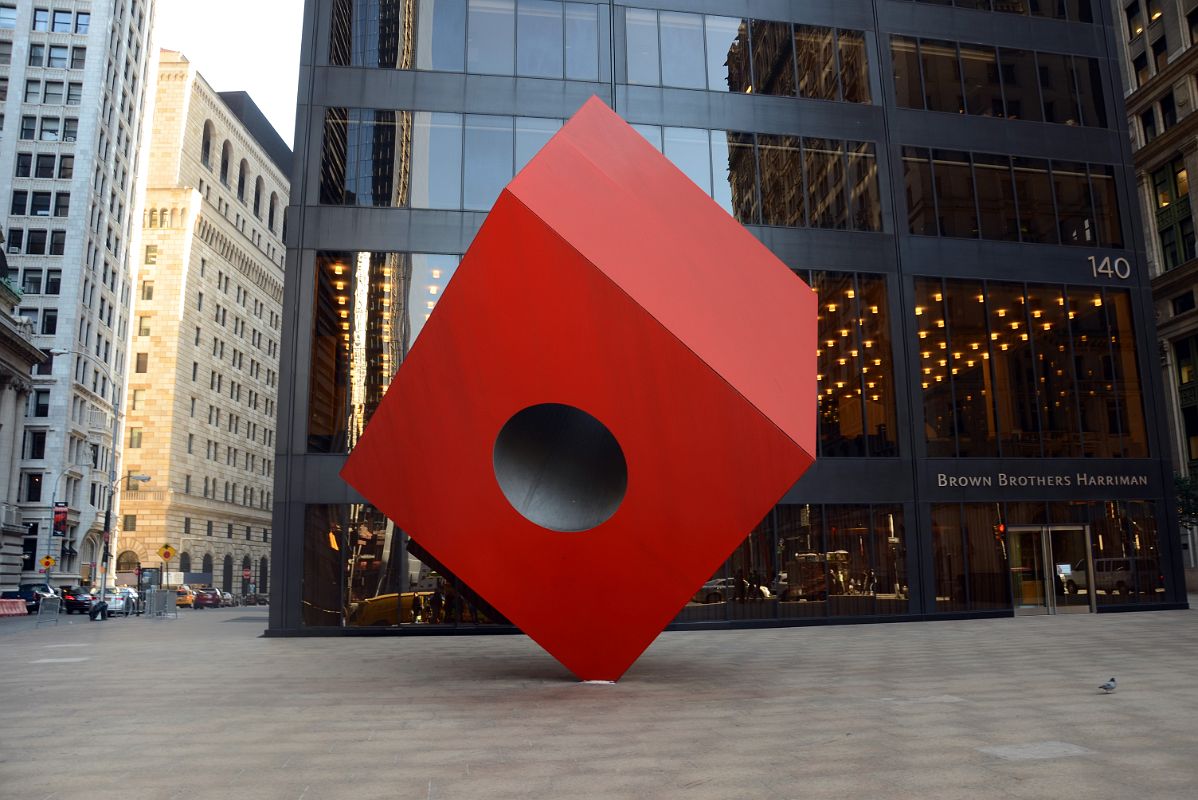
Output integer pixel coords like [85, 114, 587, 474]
[1064, 558, 1166, 596]
[103, 588, 138, 616]
[220, 591, 235, 607]
[60, 586, 95, 614]
[175, 587, 196, 608]
[193, 588, 222, 609]
[691, 578, 771, 604]
[1, 585, 57, 613]
[243, 593, 269, 606]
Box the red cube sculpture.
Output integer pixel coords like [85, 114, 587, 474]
[341, 97, 817, 681]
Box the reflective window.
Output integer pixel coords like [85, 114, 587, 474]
[411, 111, 464, 209]
[704, 16, 750, 93]
[931, 504, 1012, 612]
[659, 11, 706, 90]
[756, 135, 803, 227]
[932, 150, 977, 238]
[517, 0, 563, 78]
[624, 7, 659, 85]
[914, 279, 1148, 458]
[902, 149, 1123, 246]
[805, 138, 848, 230]
[628, 13, 868, 103]
[752, 21, 796, 97]
[467, 0, 516, 74]
[677, 504, 909, 622]
[959, 43, 1001, 117]
[848, 141, 882, 232]
[329, 0, 408, 68]
[1053, 161, 1095, 246]
[515, 116, 561, 172]
[921, 40, 963, 114]
[1012, 157, 1056, 243]
[912, 0, 1092, 21]
[320, 109, 410, 207]
[838, 30, 871, 103]
[973, 153, 1019, 241]
[304, 503, 507, 627]
[662, 127, 712, 196]
[903, 147, 937, 236]
[415, 0, 467, 71]
[1072, 57, 1107, 127]
[1037, 52, 1079, 125]
[323, 109, 882, 231]
[896, 38, 1104, 128]
[811, 272, 899, 457]
[998, 48, 1042, 122]
[308, 252, 461, 453]
[463, 114, 515, 211]
[794, 25, 835, 100]
[891, 36, 923, 109]
[564, 3, 600, 81]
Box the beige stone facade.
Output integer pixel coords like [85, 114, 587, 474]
[118, 51, 288, 594]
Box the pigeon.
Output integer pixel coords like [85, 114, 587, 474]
[1098, 677, 1117, 694]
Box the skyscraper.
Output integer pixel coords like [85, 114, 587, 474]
[1, 0, 155, 588]
[273, 0, 1188, 631]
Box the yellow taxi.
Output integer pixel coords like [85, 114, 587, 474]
[175, 587, 197, 608]
[347, 592, 435, 626]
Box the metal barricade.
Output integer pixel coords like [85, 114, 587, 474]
[145, 590, 177, 619]
[36, 596, 61, 626]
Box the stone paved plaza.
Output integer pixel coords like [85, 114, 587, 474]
[1, 603, 1197, 799]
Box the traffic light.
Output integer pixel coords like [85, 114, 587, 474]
[994, 522, 1007, 541]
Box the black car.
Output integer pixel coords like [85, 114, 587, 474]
[59, 586, 94, 614]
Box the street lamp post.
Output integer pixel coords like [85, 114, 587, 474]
[98, 471, 150, 596]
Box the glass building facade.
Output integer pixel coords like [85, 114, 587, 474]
[271, 0, 1188, 633]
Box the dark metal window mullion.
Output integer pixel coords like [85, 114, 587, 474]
[1098, 286, 1129, 457]
[980, 280, 1005, 456]
[853, 272, 870, 457]
[939, 277, 963, 457]
[1062, 282, 1087, 457]
[1017, 281, 1046, 457]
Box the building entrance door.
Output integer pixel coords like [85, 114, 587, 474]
[1008, 525, 1094, 615]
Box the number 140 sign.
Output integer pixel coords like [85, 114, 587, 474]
[1089, 255, 1131, 280]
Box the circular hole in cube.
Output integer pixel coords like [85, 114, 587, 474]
[493, 403, 627, 532]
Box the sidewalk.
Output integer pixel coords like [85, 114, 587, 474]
[1, 603, 1197, 800]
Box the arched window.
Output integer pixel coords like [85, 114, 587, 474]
[179, 552, 191, 573]
[201, 121, 214, 168]
[116, 551, 139, 572]
[259, 556, 269, 593]
[202, 553, 213, 576]
[222, 554, 233, 593]
[268, 192, 278, 232]
[253, 177, 264, 217]
[219, 141, 232, 185]
[237, 160, 249, 202]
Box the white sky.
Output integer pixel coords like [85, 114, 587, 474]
[153, 1, 306, 147]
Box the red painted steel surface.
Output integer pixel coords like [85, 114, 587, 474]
[341, 97, 817, 681]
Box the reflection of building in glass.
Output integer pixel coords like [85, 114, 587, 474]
[275, 0, 1189, 633]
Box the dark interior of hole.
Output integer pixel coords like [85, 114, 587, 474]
[493, 403, 627, 533]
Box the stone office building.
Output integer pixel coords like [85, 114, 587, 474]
[117, 52, 288, 595]
[1114, 0, 1198, 576]
[270, 0, 1188, 632]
